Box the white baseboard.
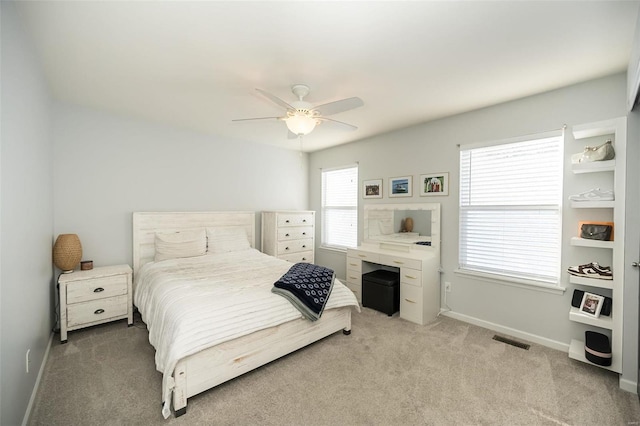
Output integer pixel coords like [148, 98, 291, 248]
[620, 377, 638, 394]
[22, 332, 53, 426]
[440, 310, 569, 352]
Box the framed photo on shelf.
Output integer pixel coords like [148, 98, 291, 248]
[363, 179, 383, 199]
[579, 292, 605, 318]
[389, 176, 412, 198]
[419, 172, 449, 196]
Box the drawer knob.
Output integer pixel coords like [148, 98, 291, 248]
[393, 261, 404, 265]
[302, 232, 306, 235]
[285, 220, 290, 223]
[285, 233, 290, 237]
[302, 245, 306, 248]
[404, 299, 416, 304]
[93, 287, 105, 293]
[94, 309, 105, 315]
[285, 247, 290, 251]
[405, 275, 416, 280]
[302, 257, 307, 261]
[303, 219, 307, 222]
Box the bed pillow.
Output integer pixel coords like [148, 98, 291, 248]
[207, 226, 251, 254]
[154, 229, 207, 262]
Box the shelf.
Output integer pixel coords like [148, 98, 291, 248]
[569, 275, 614, 290]
[568, 339, 620, 373]
[570, 237, 614, 249]
[570, 200, 615, 209]
[569, 307, 613, 329]
[571, 160, 615, 174]
[572, 119, 619, 140]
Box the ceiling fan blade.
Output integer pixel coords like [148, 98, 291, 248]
[312, 97, 364, 116]
[318, 117, 358, 131]
[256, 89, 296, 111]
[232, 116, 283, 122]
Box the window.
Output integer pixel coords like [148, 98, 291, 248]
[459, 132, 563, 286]
[321, 165, 358, 250]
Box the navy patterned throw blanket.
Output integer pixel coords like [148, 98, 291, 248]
[272, 262, 335, 321]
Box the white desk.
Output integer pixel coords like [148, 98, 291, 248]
[346, 243, 440, 325]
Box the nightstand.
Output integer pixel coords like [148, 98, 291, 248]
[58, 264, 133, 343]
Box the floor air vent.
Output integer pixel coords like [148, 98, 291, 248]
[492, 335, 530, 350]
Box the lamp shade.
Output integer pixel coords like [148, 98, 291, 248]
[53, 234, 82, 273]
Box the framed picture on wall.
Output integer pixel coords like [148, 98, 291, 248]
[389, 176, 412, 197]
[579, 292, 604, 318]
[363, 179, 383, 199]
[419, 172, 449, 196]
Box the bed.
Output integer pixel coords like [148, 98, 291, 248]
[132, 211, 359, 418]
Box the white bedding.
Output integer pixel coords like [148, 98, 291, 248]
[134, 248, 359, 418]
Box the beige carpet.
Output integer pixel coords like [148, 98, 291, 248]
[29, 308, 640, 425]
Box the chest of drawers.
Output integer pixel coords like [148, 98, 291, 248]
[261, 211, 315, 263]
[58, 264, 133, 343]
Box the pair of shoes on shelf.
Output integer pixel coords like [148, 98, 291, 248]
[568, 188, 614, 202]
[567, 262, 612, 280]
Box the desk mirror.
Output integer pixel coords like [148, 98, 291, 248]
[363, 203, 440, 249]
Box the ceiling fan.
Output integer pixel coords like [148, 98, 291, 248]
[233, 84, 364, 138]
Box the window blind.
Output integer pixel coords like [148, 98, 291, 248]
[459, 135, 563, 284]
[321, 165, 358, 249]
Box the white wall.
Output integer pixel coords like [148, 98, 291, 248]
[52, 104, 309, 268]
[309, 73, 639, 388]
[1, 3, 54, 424]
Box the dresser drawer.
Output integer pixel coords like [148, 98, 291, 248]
[400, 283, 422, 324]
[279, 251, 314, 263]
[400, 268, 422, 287]
[349, 250, 380, 264]
[277, 239, 313, 255]
[66, 274, 128, 304]
[277, 226, 313, 241]
[277, 213, 314, 227]
[346, 257, 362, 273]
[346, 269, 362, 287]
[380, 254, 421, 270]
[67, 295, 128, 328]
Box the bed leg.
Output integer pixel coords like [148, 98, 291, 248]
[173, 363, 188, 417]
[343, 329, 351, 335]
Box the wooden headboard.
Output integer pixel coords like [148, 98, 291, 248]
[132, 211, 256, 277]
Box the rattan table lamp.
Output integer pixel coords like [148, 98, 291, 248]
[53, 234, 82, 273]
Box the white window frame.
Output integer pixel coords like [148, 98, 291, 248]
[457, 130, 565, 293]
[321, 164, 358, 251]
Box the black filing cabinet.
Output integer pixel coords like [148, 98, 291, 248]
[362, 270, 400, 316]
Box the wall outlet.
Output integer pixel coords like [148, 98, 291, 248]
[26, 349, 31, 374]
[445, 282, 452, 293]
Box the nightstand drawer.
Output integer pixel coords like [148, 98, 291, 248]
[66, 274, 128, 304]
[67, 295, 128, 328]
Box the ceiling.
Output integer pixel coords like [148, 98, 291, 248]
[15, 1, 640, 152]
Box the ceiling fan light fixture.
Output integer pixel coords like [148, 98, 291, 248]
[285, 112, 317, 136]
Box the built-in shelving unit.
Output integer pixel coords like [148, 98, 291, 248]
[568, 117, 626, 375]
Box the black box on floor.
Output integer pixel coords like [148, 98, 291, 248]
[585, 331, 612, 366]
[362, 270, 399, 316]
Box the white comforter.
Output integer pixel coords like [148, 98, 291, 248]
[134, 248, 359, 418]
